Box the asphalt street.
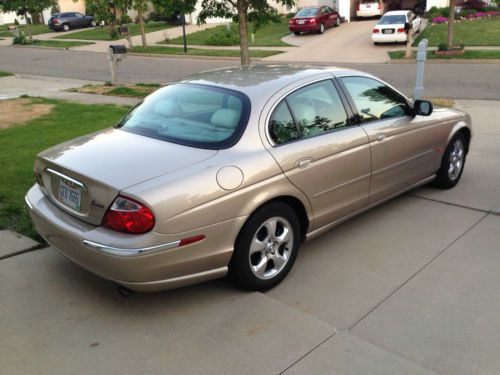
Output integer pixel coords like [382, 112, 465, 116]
[1, 46, 499, 100]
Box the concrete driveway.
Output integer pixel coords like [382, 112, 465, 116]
[1, 99, 499, 374]
[266, 19, 415, 64]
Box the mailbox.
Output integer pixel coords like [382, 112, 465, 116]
[110, 44, 127, 54]
[118, 26, 129, 35]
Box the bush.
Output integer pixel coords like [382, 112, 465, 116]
[463, 0, 487, 11]
[438, 42, 448, 51]
[206, 25, 240, 46]
[14, 18, 19, 26]
[13, 32, 29, 45]
[119, 14, 132, 24]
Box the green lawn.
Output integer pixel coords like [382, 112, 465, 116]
[31, 39, 95, 48]
[0, 23, 50, 37]
[0, 70, 13, 77]
[166, 19, 292, 47]
[389, 50, 500, 59]
[415, 18, 500, 46]
[55, 22, 175, 41]
[70, 83, 161, 98]
[129, 45, 283, 58]
[0, 98, 129, 240]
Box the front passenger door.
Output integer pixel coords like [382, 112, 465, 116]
[339, 76, 441, 203]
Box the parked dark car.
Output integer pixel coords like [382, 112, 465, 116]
[289, 6, 341, 35]
[48, 12, 96, 32]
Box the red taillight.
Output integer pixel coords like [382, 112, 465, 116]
[357, 3, 360, 11]
[289, 19, 294, 24]
[373, 28, 380, 33]
[378, 2, 381, 9]
[103, 196, 155, 234]
[397, 28, 405, 33]
[53, 19, 60, 24]
[309, 18, 316, 24]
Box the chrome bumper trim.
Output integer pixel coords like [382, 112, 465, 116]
[82, 239, 181, 257]
[25, 195, 34, 210]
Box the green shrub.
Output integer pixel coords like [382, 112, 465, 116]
[438, 42, 448, 51]
[206, 25, 240, 46]
[13, 32, 29, 45]
[120, 14, 132, 24]
[14, 18, 19, 25]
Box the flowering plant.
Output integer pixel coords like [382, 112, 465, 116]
[432, 16, 448, 23]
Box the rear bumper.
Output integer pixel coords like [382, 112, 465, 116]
[48, 24, 62, 31]
[357, 9, 382, 17]
[289, 24, 320, 33]
[372, 33, 407, 43]
[26, 184, 246, 292]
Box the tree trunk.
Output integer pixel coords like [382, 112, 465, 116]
[447, 0, 455, 49]
[138, 8, 147, 47]
[405, 29, 413, 58]
[237, 0, 250, 67]
[26, 14, 33, 43]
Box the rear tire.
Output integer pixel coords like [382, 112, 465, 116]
[229, 202, 301, 291]
[432, 133, 467, 189]
[90, 20, 97, 27]
[62, 23, 70, 32]
[335, 17, 341, 27]
[319, 23, 325, 34]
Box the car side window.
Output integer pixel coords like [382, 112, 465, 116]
[340, 76, 410, 123]
[287, 80, 349, 139]
[269, 101, 299, 144]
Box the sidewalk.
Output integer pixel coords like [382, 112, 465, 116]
[0, 74, 140, 105]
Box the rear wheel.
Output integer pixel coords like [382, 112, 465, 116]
[62, 23, 70, 32]
[433, 133, 467, 189]
[229, 202, 301, 291]
[319, 23, 325, 34]
[90, 20, 97, 27]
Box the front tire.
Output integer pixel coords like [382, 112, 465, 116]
[90, 20, 97, 27]
[433, 133, 467, 189]
[335, 17, 341, 27]
[229, 202, 301, 291]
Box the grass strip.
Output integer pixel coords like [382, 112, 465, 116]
[55, 22, 174, 41]
[129, 45, 282, 58]
[389, 50, 500, 59]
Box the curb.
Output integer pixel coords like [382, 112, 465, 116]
[127, 52, 252, 61]
[389, 58, 500, 64]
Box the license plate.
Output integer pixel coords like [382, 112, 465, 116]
[383, 29, 394, 34]
[298, 20, 305, 24]
[58, 178, 81, 211]
[366, 4, 371, 8]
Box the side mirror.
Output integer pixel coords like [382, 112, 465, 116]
[404, 22, 411, 33]
[413, 100, 433, 116]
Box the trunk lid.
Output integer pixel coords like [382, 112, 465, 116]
[36, 129, 217, 225]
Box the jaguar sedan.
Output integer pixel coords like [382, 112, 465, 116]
[26, 65, 472, 292]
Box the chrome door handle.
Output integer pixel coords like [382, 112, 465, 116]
[375, 134, 386, 142]
[295, 158, 312, 169]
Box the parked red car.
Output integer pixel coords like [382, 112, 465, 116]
[289, 6, 341, 35]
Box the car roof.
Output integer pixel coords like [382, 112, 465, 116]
[181, 65, 368, 100]
[383, 10, 411, 15]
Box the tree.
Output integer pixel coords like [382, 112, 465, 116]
[85, 0, 131, 39]
[132, 0, 148, 47]
[151, 0, 197, 19]
[197, 0, 295, 67]
[447, 0, 455, 49]
[0, 0, 56, 42]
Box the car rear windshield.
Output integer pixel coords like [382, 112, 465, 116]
[379, 15, 406, 24]
[296, 8, 318, 17]
[116, 84, 250, 150]
[361, 0, 378, 3]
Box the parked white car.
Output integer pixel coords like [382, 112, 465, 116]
[372, 10, 421, 44]
[357, 0, 383, 18]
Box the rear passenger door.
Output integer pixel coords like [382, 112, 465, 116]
[264, 79, 371, 231]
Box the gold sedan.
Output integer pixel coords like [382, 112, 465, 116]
[25, 65, 472, 292]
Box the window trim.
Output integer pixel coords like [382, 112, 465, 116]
[336, 75, 413, 125]
[266, 78, 355, 147]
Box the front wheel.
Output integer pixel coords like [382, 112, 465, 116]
[90, 20, 97, 27]
[433, 133, 467, 189]
[335, 17, 341, 27]
[229, 202, 301, 291]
